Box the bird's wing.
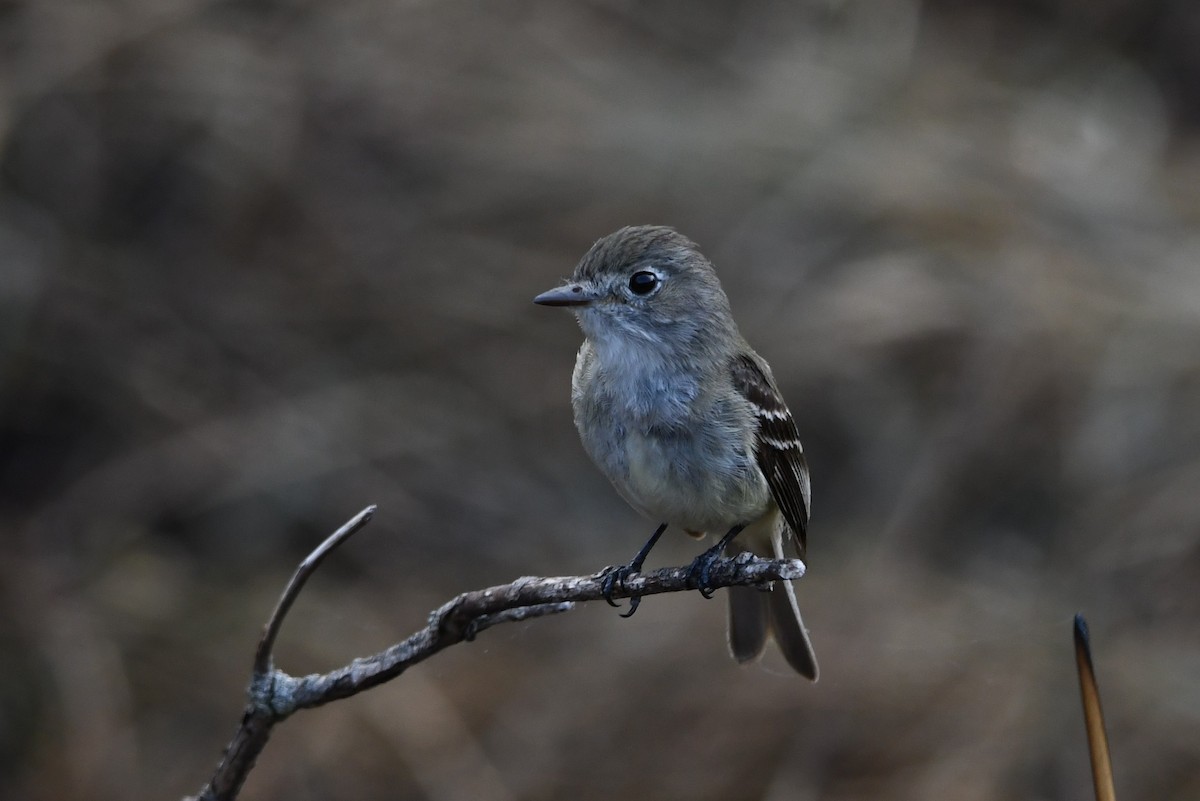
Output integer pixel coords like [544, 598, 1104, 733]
[729, 353, 811, 560]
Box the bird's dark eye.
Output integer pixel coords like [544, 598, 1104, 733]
[628, 271, 660, 295]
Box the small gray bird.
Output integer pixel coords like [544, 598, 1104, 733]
[534, 225, 818, 680]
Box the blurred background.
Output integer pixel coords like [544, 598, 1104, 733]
[2, 0, 1199, 799]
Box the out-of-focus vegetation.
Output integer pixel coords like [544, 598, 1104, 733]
[1, 1, 1198, 799]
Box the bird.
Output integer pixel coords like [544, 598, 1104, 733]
[533, 225, 818, 680]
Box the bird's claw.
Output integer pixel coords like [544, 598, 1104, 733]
[686, 548, 723, 599]
[600, 563, 646, 616]
[599, 565, 629, 607]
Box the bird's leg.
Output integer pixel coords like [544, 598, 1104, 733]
[686, 524, 746, 599]
[601, 523, 668, 617]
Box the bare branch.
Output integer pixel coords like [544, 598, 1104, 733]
[190, 510, 806, 801]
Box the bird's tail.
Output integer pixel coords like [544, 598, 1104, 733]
[725, 526, 818, 681]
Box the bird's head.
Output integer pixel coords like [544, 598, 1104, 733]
[534, 226, 737, 355]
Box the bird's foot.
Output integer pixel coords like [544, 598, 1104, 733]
[599, 564, 632, 606]
[600, 563, 644, 617]
[686, 544, 726, 599]
[685, 524, 745, 599]
[599, 523, 668, 618]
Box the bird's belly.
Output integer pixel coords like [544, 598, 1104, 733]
[611, 429, 770, 533]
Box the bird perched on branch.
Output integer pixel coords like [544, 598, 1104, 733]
[534, 225, 818, 680]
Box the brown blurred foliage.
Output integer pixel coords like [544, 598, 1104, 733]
[2, 1, 1199, 799]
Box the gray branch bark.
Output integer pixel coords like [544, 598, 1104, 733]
[189, 506, 806, 801]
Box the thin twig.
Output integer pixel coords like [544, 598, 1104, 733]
[1074, 613, 1117, 801]
[254, 505, 376, 674]
[190, 510, 806, 801]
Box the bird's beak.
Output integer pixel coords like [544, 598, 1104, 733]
[533, 283, 597, 307]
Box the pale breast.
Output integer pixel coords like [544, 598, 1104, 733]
[617, 425, 771, 532]
[571, 342, 772, 532]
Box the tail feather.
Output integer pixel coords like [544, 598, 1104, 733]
[767, 576, 819, 680]
[767, 526, 819, 681]
[724, 525, 819, 681]
[727, 583, 770, 662]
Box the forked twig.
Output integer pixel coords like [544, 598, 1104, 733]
[189, 507, 806, 801]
